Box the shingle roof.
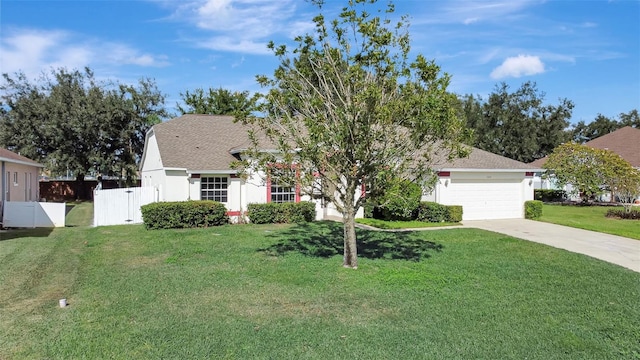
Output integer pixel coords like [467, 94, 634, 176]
[151, 114, 537, 172]
[151, 114, 275, 171]
[0, 148, 44, 167]
[584, 126, 640, 167]
[529, 126, 640, 168]
[436, 146, 539, 171]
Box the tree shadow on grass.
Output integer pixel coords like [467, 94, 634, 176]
[261, 221, 443, 262]
[0, 228, 54, 241]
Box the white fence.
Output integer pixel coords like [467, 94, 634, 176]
[2, 201, 66, 228]
[93, 186, 158, 226]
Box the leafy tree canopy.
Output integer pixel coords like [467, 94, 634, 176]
[177, 87, 258, 116]
[571, 109, 639, 143]
[237, 0, 470, 268]
[544, 142, 640, 205]
[458, 81, 573, 163]
[0, 67, 168, 184]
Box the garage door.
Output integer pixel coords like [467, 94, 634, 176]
[443, 178, 524, 220]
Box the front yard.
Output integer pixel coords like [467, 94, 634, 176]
[539, 204, 640, 240]
[1, 222, 638, 359]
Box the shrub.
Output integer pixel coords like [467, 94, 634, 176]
[605, 208, 640, 220]
[416, 202, 462, 223]
[375, 179, 423, 221]
[141, 201, 229, 229]
[525, 200, 543, 219]
[247, 201, 316, 224]
[534, 189, 567, 202]
[446, 205, 463, 222]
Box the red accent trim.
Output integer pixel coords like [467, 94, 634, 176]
[191, 174, 201, 179]
[230, 174, 239, 179]
[226, 211, 246, 216]
[525, 172, 534, 177]
[361, 183, 366, 198]
[295, 167, 301, 203]
[266, 176, 272, 203]
[438, 171, 451, 177]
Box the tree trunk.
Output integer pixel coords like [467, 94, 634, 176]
[342, 190, 358, 269]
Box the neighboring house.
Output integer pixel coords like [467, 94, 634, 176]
[530, 126, 640, 198]
[1, 148, 45, 221]
[140, 114, 538, 221]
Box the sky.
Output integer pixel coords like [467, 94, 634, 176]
[1, 0, 639, 124]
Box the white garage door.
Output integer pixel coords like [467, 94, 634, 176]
[444, 178, 524, 220]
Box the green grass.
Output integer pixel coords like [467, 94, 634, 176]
[356, 217, 460, 229]
[1, 222, 639, 359]
[65, 201, 94, 227]
[539, 204, 640, 240]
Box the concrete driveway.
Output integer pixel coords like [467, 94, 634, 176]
[462, 219, 640, 273]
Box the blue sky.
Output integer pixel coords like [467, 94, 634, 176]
[1, 0, 638, 124]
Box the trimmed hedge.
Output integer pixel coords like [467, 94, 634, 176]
[534, 189, 567, 202]
[525, 200, 543, 219]
[141, 201, 229, 229]
[247, 201, 316, 224]
[377, 180, 423, 221]
[605, 208, 640, 220]
[416, 202, 463, 223]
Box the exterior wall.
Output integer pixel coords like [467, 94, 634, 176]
[3, 162, 40, 202]
[164, 170, 189, 202]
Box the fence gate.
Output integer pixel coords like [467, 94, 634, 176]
[93, 186, 158, 226]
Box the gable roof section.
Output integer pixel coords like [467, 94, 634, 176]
[150, 114, 275, 171]
[0, 148, 44, 167]
[436, 146, 539, 171]
[584, 126, 640, 167]
[530, 126, 640, 168]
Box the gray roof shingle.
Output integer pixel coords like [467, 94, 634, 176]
[151, 114, 536, 172]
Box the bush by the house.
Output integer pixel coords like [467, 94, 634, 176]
[534, 189, 567, 202]
[525, 200, 543, 219]
[605, 208, 640, 220]
[376, 179, 423, 221]
[247, 201, 316, 224]
[141, 201, 229, 229]
[416, 202, 463, 223]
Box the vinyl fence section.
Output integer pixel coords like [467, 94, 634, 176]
[2, 201, 66, 228]
[93, 186, 158, 226]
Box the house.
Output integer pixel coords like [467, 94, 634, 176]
[530, 126, 640, 198]
[140, 114, 538, 221]
[1, 148, 45, 222]
[531, 126, 640, 170]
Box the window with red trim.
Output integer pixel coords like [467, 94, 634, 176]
[267, 165, 300, 203]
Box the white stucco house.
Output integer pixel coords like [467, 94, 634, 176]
[140, 114, 539, 221]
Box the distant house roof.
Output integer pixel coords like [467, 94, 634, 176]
[149, 114, 538, 172]
[584, 126, 640, 167]
[0, 148, 44, 167]
[530, 126, 640, 168]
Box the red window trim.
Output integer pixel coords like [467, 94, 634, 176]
[266, 163, 301, 203]
[525, 172, 534, 177]
[437, 171, 451, 177]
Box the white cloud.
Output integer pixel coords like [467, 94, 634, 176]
[166, 0, 300, 54]
[490, 54, 545, 79]
[0, 28, 171, 80]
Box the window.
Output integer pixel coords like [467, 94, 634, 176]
[268, 167, 298, 203]
[13, 172, 18, 186]
[201, 177, 228, 202]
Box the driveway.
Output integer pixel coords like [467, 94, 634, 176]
[462, 219, 640, 273]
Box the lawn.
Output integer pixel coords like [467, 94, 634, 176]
[356, 218, 460, 229]
[65, 201, 94, 227]
[1, 222, 638, 359]
[539, 204, 640, 240]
